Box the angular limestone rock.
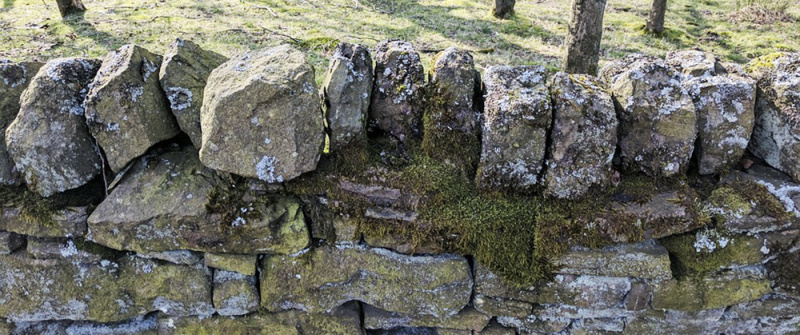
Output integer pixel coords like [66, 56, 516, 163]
[602, 54, 697, 177]
[88, 147, 310, 254]
[85, 45, 180, 172]
[158, 303, 362, 335]
[424, 47, 481, 170]
[475, 263, 630, 309]
[0, 231, 24, 254]
[554, 240, 672, 280]
[369, 40, 426, 142]
[159, 38, 228, 148]
[322, 42, 373, 150]
[544, 72, 617, 199]
[652, 273, 771, 311]
[200, 44, 323, 183]
[5, 58, 102, 197]
[746, 53, 800, 182]
[204, 253, 256, 276]
[363, 305, 490, 331]
[0, 60, 42, 185]
[213, 270, 259, 316]
[666, 50, 720, 78]
[477, 66, 551, 192]
[715, 164, 800, 233]
[0, 252, 212, 322]
[689, 74, 756, 174]
[0, 206, 88, 238]
[261, 244, 472, 317]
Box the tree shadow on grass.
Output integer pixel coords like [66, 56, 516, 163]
[61, 11, 125, 53]
[2, 0, 13, 12]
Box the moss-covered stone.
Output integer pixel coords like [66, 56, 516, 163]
[260, 244, 472, 317]
[652, 274, 771, 311]
[661, 228, 763, 277]
[363, 305, 490, 331]
[204, 253, 256, 276]
[554, 241, 672, 279]
[370, 40, 426, 142]
[88, 146, 310, 255]
[212, 270, 258, 316]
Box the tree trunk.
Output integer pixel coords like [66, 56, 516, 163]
[492, 0, 516, 19]
[562, 0, 607, 76]
[55, 0, 86, 18]
[646, 0, 667, 34]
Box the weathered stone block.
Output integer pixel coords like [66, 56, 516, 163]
[322, 42, 373, 150]
[363, 305, 490, 331]
[261, 244, 472, 317]
[213, 270, 259, 316]
[370, 40, 425, 142]
[747, 52, 800, 182]
[477, 66, 551, 192]
[88, 147, 310, 255]
[5, 58, 102, 197]
[0, 206, 88, 238]
[85, 45, 180, 172]
[544, 72, 617, 199]
[555, 240, 672, 279]
[602, 54, 697, 177]
[652, 274, 771, 311]
[0, 60, 42, 186]
[159, 38, 228, 148]
[200, 44, 323, 183]
[204, 253, 256, 276]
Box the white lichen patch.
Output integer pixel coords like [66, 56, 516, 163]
[255, 155, 283, 183]
[694, 229, 732, 253]
[165, 86, 193, 111]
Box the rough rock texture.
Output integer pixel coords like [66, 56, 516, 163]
[613, 191, 700, 239]
[477, 66, 551, 192]
[88, 147, 310, 254]
[666, 50, 720, 78]
[544, 72, 617, 199]
[261, 245, 472, 317]
[652, 273, 772, 311]
[322, 42, 373, 150]
[424, 47, 481, 171]
[213, 270, 259, 316]
[601, 54, 697, 177]
[5, 58, 102, 197]
[0, 231, 24, 254]
[204, 253, 256, 276]
[0, 60, 42, 185]
[138, 250, 201, 265]
[5, 315, 159, 335]
[363, 305, 490, 331]
[0, 253, 213, 323]
[369, 40, 426, 142]
[689, 74, 756, 174]
[746, 52, 800, 182]
[554, 240, 672, 279]
[200, 44, 323, 183]
[84, 45, 180, 172]
[159, 38, 228, 148]
[0, 206, 89, 238]
[158, 303, 363, 335]
[715, 164, 800, 233]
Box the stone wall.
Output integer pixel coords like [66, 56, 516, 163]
[0, 41, 798, 334]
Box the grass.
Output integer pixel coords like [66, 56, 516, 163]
[1, 0, 798, 83]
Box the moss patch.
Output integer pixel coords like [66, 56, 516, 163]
[766, 241, 800, 296]
[0, 185, 59, 227]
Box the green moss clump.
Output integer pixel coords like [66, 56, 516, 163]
[766, 242, 800, 296]
[421, 87, 481, 176]
[661, 227, 762, 278]
[725, 178, 790, 222]
[0, 185, 58, 227]
[746, 52, 786, 73]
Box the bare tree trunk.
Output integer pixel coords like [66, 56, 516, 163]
[646, 0, 667, 34]
[492, 0, 515, 19]
[562, 0, 607, 76]
[55, 0, 86, 18]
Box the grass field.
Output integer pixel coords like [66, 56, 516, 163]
[1, 0, 798, 82]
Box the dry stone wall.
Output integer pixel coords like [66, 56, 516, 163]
[0, 40, 799, 334]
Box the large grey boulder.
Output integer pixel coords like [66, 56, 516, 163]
[87, 146, 310, 255]
[0, 60, 42, 185]
[425, 47, 481, 171]
[5, 58, 102, 197]
[476, 66, 551, 192]
[543, 72, 617, 199]
[667, 50, 756, 175]
[261, 244, 472, 318]
[85, 44, 180, 173]
[200, 44, 324, 183]
[747, 52, 800, 182]
[159, 38, 228, 148]
[602, 54, 697, 177]
[370, 40, 426, 142]
[322, 42, 373, 150]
